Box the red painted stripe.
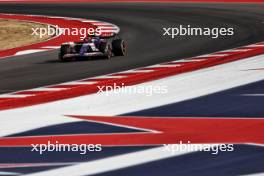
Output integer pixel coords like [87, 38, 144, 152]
[0, 98, 16, 102]
[0, 116, 263, 146]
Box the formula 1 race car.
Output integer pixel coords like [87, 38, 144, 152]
[58, 35, 126, 61]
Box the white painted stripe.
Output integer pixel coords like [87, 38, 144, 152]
[0, 94, 32, 98]
[64, 17, 83, 21]
[15, 49, 47, 56]
[171, 59, 206, 63]
[92, 23, 113, 25]
[96, 24, 115, 27]
[0, 171, 19, 176]
[241, 172, 264, 176]
[220, 49, 251, 53]
[93, 75, 127, 79]
[59, 81, 98, 85]
[196, 54, 229, 58]
[82, 20, 100, 23]
[101, 31, 120, 33]
[100, 29, 119, 32]
[120, 69, 155, 73]
[246, 143, 264, 147]
[0, 162, 78, 169]
[100, 27, 118, 29]
[132, 69, 155, 73]
[241, 94, 264, 96]
[99, 26, 119, 29]
[23, 146, 199, 176]
[30, 87, 68, 91]
[49, 16, 68, 19]
[146, 64, 182, 68]
[41, 46, 60, 49]
[246, 44, 264, 47]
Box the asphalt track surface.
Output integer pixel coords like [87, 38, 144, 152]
[0, 3, 264, 94]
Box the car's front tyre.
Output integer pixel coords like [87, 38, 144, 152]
[59, 45, 72, 62]
[100, 42, 112, 59]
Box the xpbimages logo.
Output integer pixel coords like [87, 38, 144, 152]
[31, 141, 102, 155]
[163, 25, 234, 39]
[163, 141, 234, 155]
[31, 25, 102, 39]
[97, 83, 168, 96]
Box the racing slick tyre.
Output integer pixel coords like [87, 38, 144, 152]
[59, 45, 72, 62]
[112, 39, 126, 56]
[100, 42, 112, 59]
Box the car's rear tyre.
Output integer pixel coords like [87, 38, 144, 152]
[112, 39, 126, 56]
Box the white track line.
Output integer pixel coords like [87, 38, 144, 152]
[30, 87, 68, 91]
[171, 59, 206, 62]
[246, 44, 264, 47]
[23, 146, 200, 176]
[93, 75, 127, 79]
[0, 162, 79, 169]
[81, 20, 100, 23]
[240, 94, 264, 96]
[196, 54, 229, 58]
[41, 46, 60, 49]
[0, 94, 32, 98]
[146, 64, 182, 68]
[101, 29, 119, 32]
[59, 81, 98, 85]
[219, 49, 251, 53]
[15, 49, 47, 56]
[120, 69, 155, 73]
[0, 171, 19, 176]
[242, 173, 264, 176]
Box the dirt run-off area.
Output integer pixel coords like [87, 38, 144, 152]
[0, 18, 52, 51]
